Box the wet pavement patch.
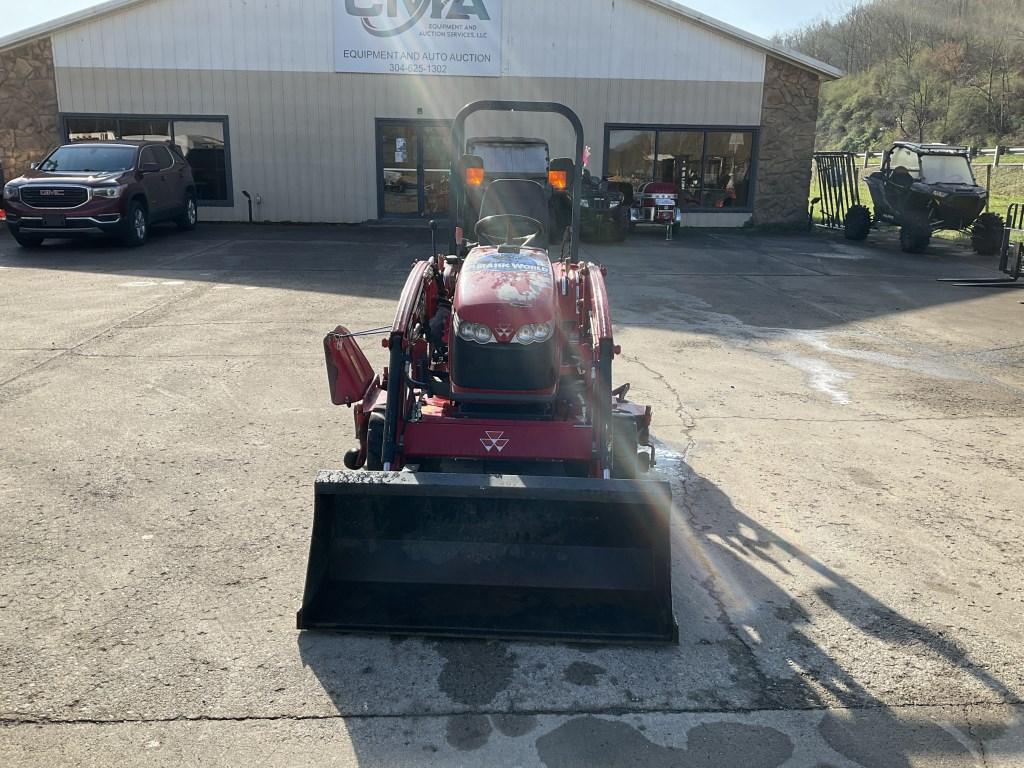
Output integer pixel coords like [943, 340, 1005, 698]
[434, 640, 517, 706]
[819, 710, 983, 768]
[445, 714, 493, 752]
[535, 716, 793, 768]
[493, 714, 539, 737]
[563, 661, 606, 687]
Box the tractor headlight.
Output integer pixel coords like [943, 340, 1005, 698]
[92, 185, 125, 199]
[513, 322, 554, 345]
[608, 199, 620, 209]
[3, 184, 19, 201]
[456, 318, 496, 345]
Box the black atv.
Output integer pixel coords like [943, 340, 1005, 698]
[578, 170, 630, 242]
[854, 142, 1003, 255]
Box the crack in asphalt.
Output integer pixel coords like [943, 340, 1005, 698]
[963, 703, 993, 767]
[2, 699, 1019, 730]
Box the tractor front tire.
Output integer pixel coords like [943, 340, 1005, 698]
[971, 212, 1004, 256]
[612, 418, 641, 479]
[843, 205, 872, 241]
[899, 219, 931, 254]
[365, 412, 385, 471]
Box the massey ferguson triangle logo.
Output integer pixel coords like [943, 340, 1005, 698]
[480, 431, 509, 453]
[346, 0, 490, 37]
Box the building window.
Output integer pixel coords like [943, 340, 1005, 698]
[605, 126, 757, 210]
[62, 115, 232, 206]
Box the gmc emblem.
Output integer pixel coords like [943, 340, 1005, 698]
[39, 190, 65, 197]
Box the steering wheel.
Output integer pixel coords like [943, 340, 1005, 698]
[475, 214, 546, 247]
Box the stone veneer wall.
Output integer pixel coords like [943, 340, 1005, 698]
[754, 56, 822, 227]
[0, 39, 60, 184]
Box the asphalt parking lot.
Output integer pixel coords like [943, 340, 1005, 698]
[1, 221, 1022, 767]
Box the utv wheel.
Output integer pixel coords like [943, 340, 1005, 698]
[121, 201, 149, 247]
[10, 228, 44, 248]
[612, 214, 628, 242]
[176, 193, 198, 231]
[899, 220, 931, 254]
[843, 205, 872, 241]
[971, 212, 1004, 256]
[365, 413, 385, 472]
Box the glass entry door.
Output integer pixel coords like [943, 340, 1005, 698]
[378, 120, 451, 219]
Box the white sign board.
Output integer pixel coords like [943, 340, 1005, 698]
[335, 0, 503, 77]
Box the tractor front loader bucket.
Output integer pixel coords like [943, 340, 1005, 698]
[297, 472, 677, 644]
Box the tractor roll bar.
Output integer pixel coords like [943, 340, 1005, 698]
[448, 100, 585, 263]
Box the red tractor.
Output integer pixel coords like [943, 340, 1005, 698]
[297, 102, 676, 644]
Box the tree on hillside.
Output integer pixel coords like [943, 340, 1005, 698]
[776, 0, 1024, 149]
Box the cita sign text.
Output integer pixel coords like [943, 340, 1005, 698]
[335, 0, 503, 77]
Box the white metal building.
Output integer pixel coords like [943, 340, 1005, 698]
[0, 0, 840, 226]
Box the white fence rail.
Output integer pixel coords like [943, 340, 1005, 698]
[853, 147, 1024, 167]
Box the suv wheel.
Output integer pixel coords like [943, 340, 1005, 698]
[10, 227, 44, 248]
[122, 201, 149, 247]
[177, 193, 198, 231]
[971, 212, 1004, 256]
[899, 218, 931, 254]
[843, 205, 872, 241]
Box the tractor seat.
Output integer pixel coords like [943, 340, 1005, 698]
[478, 179, 549, 249]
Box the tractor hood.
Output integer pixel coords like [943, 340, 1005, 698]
[454, 247, 556, 334]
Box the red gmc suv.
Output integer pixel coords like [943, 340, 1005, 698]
[2, 140, 198, 248]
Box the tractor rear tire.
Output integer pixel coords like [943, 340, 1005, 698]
[971, 212, 1004, 256]
[899, 219, 931, 254]
[365, 412, 385, 471]
[843, 205, 872, 241]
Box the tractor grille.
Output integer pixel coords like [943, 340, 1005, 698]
[20, 186, 90, 209]
[452, 338, 558, 393]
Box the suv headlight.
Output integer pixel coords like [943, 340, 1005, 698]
[3, 184, 19, 201]
[580, 199, 590, 208]
[92, 186, 125, 200]
[456, 318, 496, 345]
[513, 322, 554, 345]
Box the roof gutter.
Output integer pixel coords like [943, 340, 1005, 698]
[640, 0, 844, 80]
[0, 0, 153, 53]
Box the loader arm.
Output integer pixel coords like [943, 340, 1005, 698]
[382, 260, 433, 470]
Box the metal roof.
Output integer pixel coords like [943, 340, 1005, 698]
[0, 0, 842, 79]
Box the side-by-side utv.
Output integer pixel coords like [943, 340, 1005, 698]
[296, 101, 677, 644]
[859, 142, 1003, 254]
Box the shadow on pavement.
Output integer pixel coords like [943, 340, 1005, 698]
[0, 224, 1014, 335]
[295, 457, 1019, 767]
